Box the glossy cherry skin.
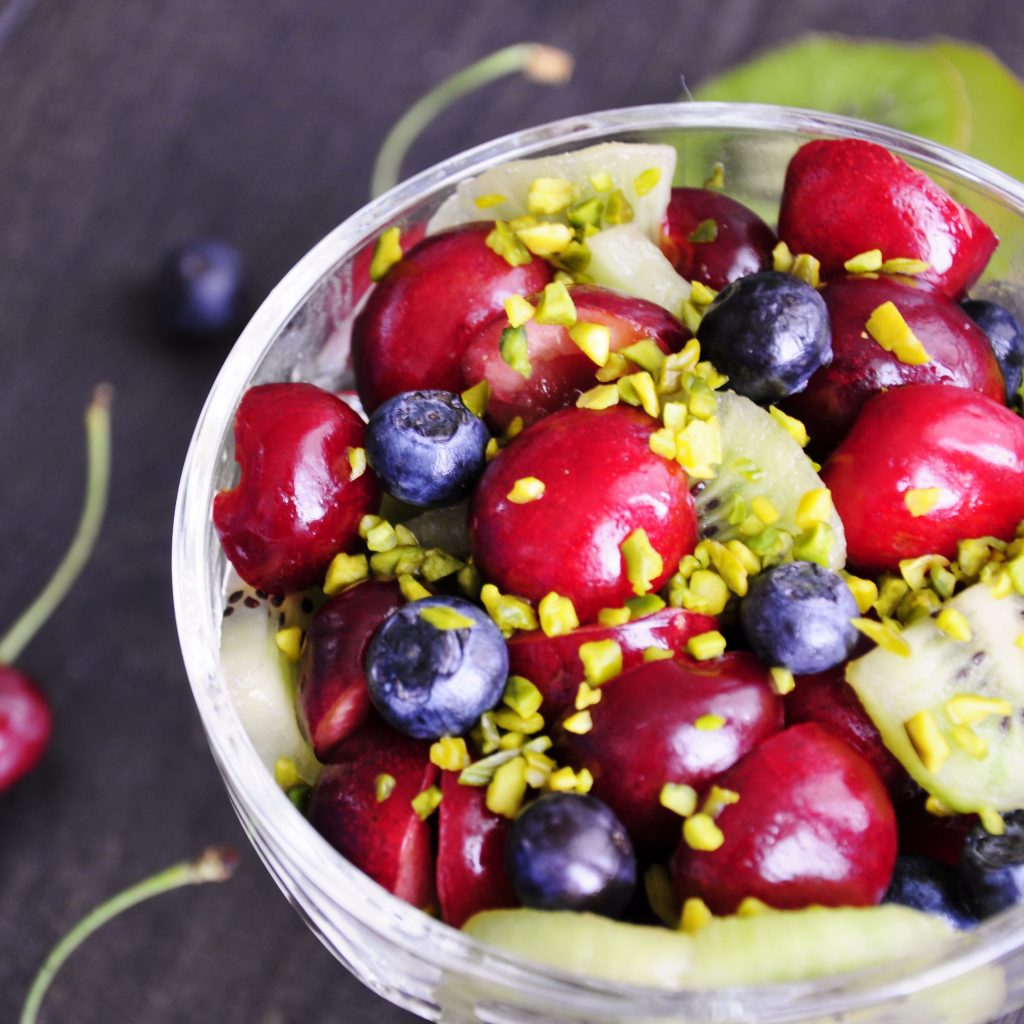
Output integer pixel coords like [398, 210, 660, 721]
[671, 723, 898, 914]
[297, 578, 403, 761]
[785, 664, 915, 802]
[558, 653, 783, 852]
[213, 383, 380, 594]
[783, 275, 1005, 454]
[469, 406, 698, 624]
[821, 383, 1024, 574]
[436, 772, 517, 927]
[462, 285, 688, 430]
[778, 139, 997, 300]
[508, 607, 717, 716]
[0, 667, 52, 791]
[308, 720, 437, 908]
[660, 188, 777, 290]
[352, 223, 552, 413]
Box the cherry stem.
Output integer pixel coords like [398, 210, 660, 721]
[0, 385, 113, 666]
[370, 42, 574, 198]
[20, 846, 238, 1024]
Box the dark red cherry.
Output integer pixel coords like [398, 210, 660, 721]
[558, 653, 782, 851]
[821, 383, 1024, 573]
[784, 275, 1005, 453]
[461, 285, 688, 430]
[660, 188, 776, 290]
[436, 772, 517, 927]
[778, 138, 997, 299]
[308, 720, 437, 907]
[671, 723, 898, 914]
[0, 668, 52, 791]
[352, 223, 552, 413]
[507, 606, 717, 716]
[297, 578, 404, 761]
[213, 383, 379, 594]
[469, 406, 698, 624]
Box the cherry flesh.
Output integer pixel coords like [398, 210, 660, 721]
[461, 284, 688, 430]
[213, 382, 380, 595]
[351, 223, 552, 413]
[671, 723, 898, 914]
[660, 187, 777, 290]
[469, 406, 698, 624]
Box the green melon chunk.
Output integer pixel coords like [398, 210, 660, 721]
[219, 581, 320, 783]
[463, 905, 954, 989]
[846, 584, 1024, 814]
[694, 390, 846, 570]
[586, 224, 691, 314]
[427, 142, 675, 244]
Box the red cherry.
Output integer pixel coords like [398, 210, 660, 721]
[308, 720, 438, 907]
[783, 275, 1004, 454]
[671, 723, 898, 914]
[461, 284, 688, 430]
[0, 668, 52, 791]
[469, 406, 698, 624]
[352, 224, 552, 413]
[436, 772, 517, 927]
[785, 664, 914, 801]
[297, 579, 404, 761]
[559, 653, 782, 851]
[213, 383, 380, 594]
[821, 383, 1024, 573]
[508, 606, 717, 715]
[660, 188, 776, 290]
[778, 139, 997, 300]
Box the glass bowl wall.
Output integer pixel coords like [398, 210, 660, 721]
[173, 103, 1024, 1024]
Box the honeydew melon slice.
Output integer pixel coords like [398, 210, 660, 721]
[219, 581, 320, 783]
[463, 905, 954, 989]
[846, 583, 1024, 814]
[428, 141, 675, 243]
[585, 224, 691, 315]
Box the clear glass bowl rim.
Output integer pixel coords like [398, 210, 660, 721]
[172, 101, 1024, 1021]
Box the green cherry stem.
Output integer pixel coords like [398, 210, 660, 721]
[0, 385, 113, 666]
[20, 846, 239, 1024]
[370, 42, 574, 198]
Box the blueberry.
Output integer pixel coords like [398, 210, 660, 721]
[365, 390, 490, 508]
[883, 855, 976, 930]
[506, 793, 636, 916]
[958, 810, 1024, 920]
[696, 271, 831, 403]
[739, 560, 858, 674]
[961, 298, 1024, 404]
[365, 596, 507, 739]
[155, 238, 248, 340]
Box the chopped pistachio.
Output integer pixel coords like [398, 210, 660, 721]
[681, 896, 714, 934]
[527, 176, 579, 215]
[597, 606, 631, 627]
[346, 446, 367, 481]
[486, 757, 528, 817]
[516, 221, 575, 257]
[768, 405, 809, 447]
[944, 694, 1013, 727]
[866, 301, 930, 364]
[689, 280, 718, 307]
[568, 321, 611, 365]
[274, 626, 302, 663]
[905, 487, 942, 517]
[547, 765, 579, 792]
[493, 707, 545, 734]
[419, 604, 475, 631]
[324, 552, 369, 594]
[480, 583, 538, 634]
[537, 591, 579, 637]
[687, 630, 727, 661]
[791, 521, 834, 567]
[980, 809, 1006, 836]
[621, 528, 664, 596]
[562, 709, 593, 735]
[589, 170, 613, 192]
[398, 574, 431, 602]
[579, 638, 623, 686]
[951, 724, 988, 759]
[625, 593, 666, 618]
[603, 188, 634, 225]
[421, 548, 464, 582]
[771, 240, 794, 273]
[411, 785, 443, 820]
[621, 338, 666, 376]
[791, 253, 821, 288]
[769, 666, 796, 695]
[534, 280, 577, 326]
[644, 646, 674, 662]
[503, 675, 544, 718]
[935, 607, 973, 642]
[274, 757, 302, 790]
[904, 709, 951, 773]
[842, 573, 879, 615]
[365, 519, 398, 552]
[596, 351, 630, 382]
[694, 714, 726, 731]
[430, 736, 471, 772]
[683, 812, 725, 851]
[460, 379, 491, 418]
[369, 226, 403, 281]
[485, 221, 532, 266]
[843, 249, 883, 274]
[851, 617, 912, 657]
[687, 219, 718, 244]
[703, 162, 725, 190]
[633, 167, 662, 197]
[499, 325, 532, 378]
[701, 785, 740, 818]
[567, 196, 604, 230]
[474, 192, 507, 209]
[576, 382, 620, 410]
[575, 681, 603, 711]
[659, 782, 698, 818]
[795, 488, 833, 530]
[375, 773, 396, 802]
[881, 257, 931, 275]
[507, 476, 546, 504]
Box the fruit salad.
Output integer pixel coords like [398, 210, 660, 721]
[212, 134, 1024, 990]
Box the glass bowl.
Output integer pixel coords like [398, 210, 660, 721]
[173, 102, 1024, 1024]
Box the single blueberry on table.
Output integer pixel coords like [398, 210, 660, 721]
[739, 560, 858, 674]
[365, 390, 490, 508]
[961, 298, 1024, 404]
[958, 810, 1024, 920]
[506, 793, 636, 917]
[365, 596, 507, 739]
[696, 270, 831, 404]
[155, 238, 248, 340]
[883, 855, 976, 930]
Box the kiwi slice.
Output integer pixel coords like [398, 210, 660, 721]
[219, 580, 320, 783]
[463, 905, 953, 988]
[847, 583, 1024, 815]
[693, 390, 846, 570]
[693, 35, 971, 152]
[586, 224, 691, 314]
[427, 141, 675, 243]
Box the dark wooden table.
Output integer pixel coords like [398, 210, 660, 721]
[2, 1, 1022, 1021]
